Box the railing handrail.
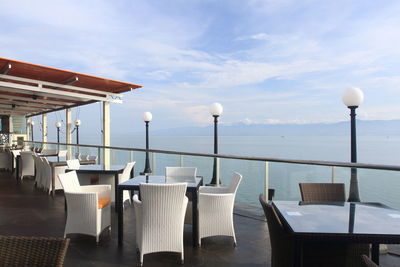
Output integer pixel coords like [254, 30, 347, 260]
[19, 140, 400, 172]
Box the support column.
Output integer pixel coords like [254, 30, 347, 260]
[66, 108, 72, 159]
[26, 118, 30, 145]
[42, 114, 47, 149]
[103, 101, 110, 168]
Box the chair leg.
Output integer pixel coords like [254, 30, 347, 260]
[96, 235, 99, 244]
[140, 253, 143, 266]
[181, 252, 184, 264]
[233, 235, 237, 247]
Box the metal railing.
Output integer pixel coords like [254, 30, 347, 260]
[19, 140, 400, 203]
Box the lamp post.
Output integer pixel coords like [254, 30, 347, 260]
[141, 112, 152, 175]
[342, 87, 364, 202]
[209, 103, 223, 186]
[74, 119, 81, 145]
[55, 122, 61, 162]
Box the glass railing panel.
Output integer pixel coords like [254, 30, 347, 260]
[179, 154, 214, 183]
[131, 151, 146, 176]
[219, 158, 266, 206]
[151, 152, 181, 176]
[269, 162, 335, 201]
[355, 168, 400, 210]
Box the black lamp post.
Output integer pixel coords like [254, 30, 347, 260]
[209, 103, 223, 185]
[74, 119, 81, 145]
[74, 119, 81, 154]
[342, 87, 364, 202]
[141, 112, 152, 175]
[55, 121, 61, 162]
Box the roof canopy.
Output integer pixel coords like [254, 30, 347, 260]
[0, 57, 142, 117]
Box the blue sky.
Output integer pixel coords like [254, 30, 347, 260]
[1, 0, 400, 138]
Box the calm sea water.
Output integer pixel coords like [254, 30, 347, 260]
[79, 135, 400, 208]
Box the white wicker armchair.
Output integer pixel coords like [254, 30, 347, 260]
[20, 151, 35, 179]
[119, 161, 135, 204]
[57, 150, 68, 158]
[165, 167, 197, 183]
[58, 171, 111, 243]
[66, 159, 80, 170]
[133, 183, 188, 266]
[198, 172, 243, 246]
[33, 155, 43, 188]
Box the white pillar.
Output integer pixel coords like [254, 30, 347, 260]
[26, 117, 30, 144]
[42, 114, 47, 148]
[66, 108, 72, 159]
[103, 101, 110, 168]
[264, 161, 269, 200]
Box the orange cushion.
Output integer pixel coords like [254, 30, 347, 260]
[98, 198, 111, 209]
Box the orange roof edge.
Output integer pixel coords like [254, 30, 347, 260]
[0, 57, 143, 91]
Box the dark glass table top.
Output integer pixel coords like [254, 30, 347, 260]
[119, 175, 203, 190]
[273, 201, 400, 236]
[74, 164, 125, 173]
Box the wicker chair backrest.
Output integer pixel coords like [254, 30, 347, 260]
[120, 161, 135, 184]
[299, 183, 346, 202]
[58, 171, 81, 192]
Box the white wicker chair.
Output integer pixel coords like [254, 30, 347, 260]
[33, 155, 43, 188]
[0, 150, 11, 170]
[165, 167, 197, 183]
[88, 155, 98, 161]
[67, 159, 80, 170]
[57, 150, 68, 158]
[20, 151, 35, 179]
[58, 171, 111, 243]
[41, 149, 57, 155]
[165, 167, 197, 224]
[119, 161, 136, 204]
[75, 152, 81, 160]
[198, 172, 243, 246]
[80, 154, 89, 161]
[11, 150, 20, 173]
[133, 183, 188, 266]
[41, 157, 53, 194]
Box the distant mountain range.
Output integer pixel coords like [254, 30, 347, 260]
[141, 120, 400, 136]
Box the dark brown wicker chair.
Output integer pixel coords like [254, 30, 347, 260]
[0, 236, 70, 267]
[259, 194, 295, 267]
[361, 255, 378, 267]
[299, 182, 346, 202]
[259, 195, 369, 267]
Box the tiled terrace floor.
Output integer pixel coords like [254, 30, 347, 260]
[0, 170, 399, 266]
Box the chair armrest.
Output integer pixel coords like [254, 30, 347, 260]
[132, 194, 141, 205]
[199, 193, 235, 209]
[80, 185, 111, 192]
[80, 185, 111, 199]
[64, 191, 98, 208]
[199, 186, 229, 194]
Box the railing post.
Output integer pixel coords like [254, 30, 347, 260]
[331, 166, 336, 183]
[216, 157, 220, 186]
[130, 151, 134, 162]
[264, 161, 269, 200]
[112, 149, 115, 165]
[180, 155, 184, 167]
[152, 152, 156, 175]
[98, 147, 101, 164]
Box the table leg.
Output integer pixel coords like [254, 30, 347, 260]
[117, 187, 124, 246]
[192, 190, 198, 247]
[371, 243, 380, 265]
[15, 156, 20, 180]
[51, 166, 55, 197]
[115, 173, 119, 212]
[294, 239, 303, 267]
